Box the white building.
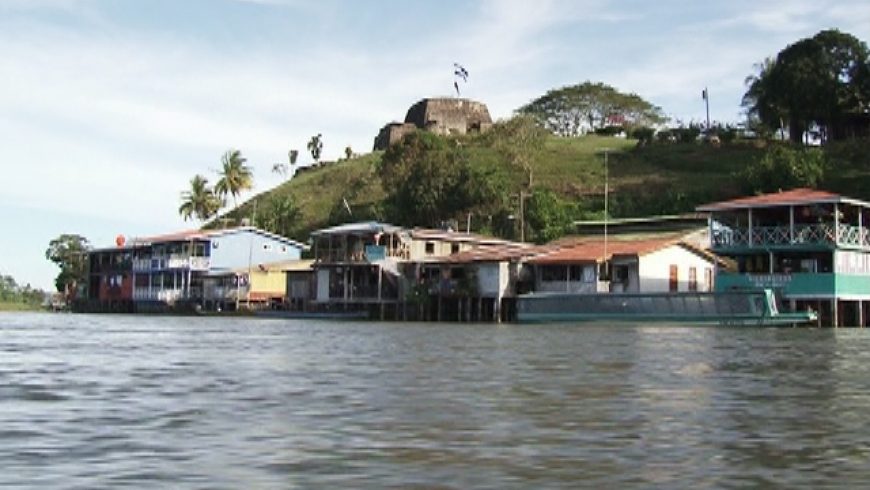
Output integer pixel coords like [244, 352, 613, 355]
[527, 236, 717, 294]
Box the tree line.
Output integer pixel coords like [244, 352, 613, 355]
[0, 273, 46, 307]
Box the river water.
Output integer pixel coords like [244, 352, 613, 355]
[2, 313, 870, 488]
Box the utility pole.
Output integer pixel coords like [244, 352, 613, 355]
[604, 149, 608, 273]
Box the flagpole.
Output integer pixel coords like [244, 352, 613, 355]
[703, 87, 711, 130]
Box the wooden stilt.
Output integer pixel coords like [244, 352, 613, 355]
[817, 300, 822, 328]
[833, 299, 839, 328]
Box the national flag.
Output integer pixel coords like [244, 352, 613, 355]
[453, 62, 469, 82]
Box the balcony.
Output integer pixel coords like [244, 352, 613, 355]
[316, 245, 409, 264]
[132, 255, 210, 271]
[712, 223, 870, 250]
[133, 288, 184, 303]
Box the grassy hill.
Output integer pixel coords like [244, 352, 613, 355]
[223, 133, 870, 242]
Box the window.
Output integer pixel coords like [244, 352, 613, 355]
[541, 266, 568, 282]
[705, 268, 713, 291]
[450, 243, 460, 254]
[688, 267, 697, 291]
[425, 242, 435, 255]
[669, 265, 678, 292]
[263, 244, 272, 251]
[569, 265, 584, 281]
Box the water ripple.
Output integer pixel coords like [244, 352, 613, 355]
[3, 313, 870, 487]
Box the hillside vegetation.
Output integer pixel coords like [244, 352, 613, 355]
[224, 131, 870, 243]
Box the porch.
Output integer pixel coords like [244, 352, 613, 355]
[709, 200, 870, 251]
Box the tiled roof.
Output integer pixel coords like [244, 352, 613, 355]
[696, 188, 868, 211]
[528, 236, 681, 264]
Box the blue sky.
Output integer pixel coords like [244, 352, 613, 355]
[1, 0, 868, 290]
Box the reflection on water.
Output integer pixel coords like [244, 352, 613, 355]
[2, 313, 870, 488]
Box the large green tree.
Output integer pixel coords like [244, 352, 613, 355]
[45, 234, 90, 293]
[739, 145, 826, 194]
[379, 131, 504, 227]
[215, 149, 254, 209]
[179, 174, 221, 222]
[487, 115, 548, 189]
[255, 195, 301, 238]
[742, 57, 785, 139]
[743, 29, 870, 144]
[525, 189, 572, 244]
[518, 81, 665, 136]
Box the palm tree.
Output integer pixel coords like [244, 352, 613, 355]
[215, 149, 254, 209]
[307, 134, 323, 163]
[271, 149, 300, 179]
[179, 175, 221, 222]
[742, 57, 786, 139]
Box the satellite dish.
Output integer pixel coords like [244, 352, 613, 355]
[115, 235, 126, 247]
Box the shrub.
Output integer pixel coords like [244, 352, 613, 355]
[739, 145, 826, 194]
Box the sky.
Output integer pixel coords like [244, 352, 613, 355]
[1, 0, 868, 290]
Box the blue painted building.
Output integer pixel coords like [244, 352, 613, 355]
[125, 226, 307, 310]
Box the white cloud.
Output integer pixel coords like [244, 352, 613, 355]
[0, 0, 866, 289]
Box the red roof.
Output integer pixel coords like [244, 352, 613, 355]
[696, 188, 851, 211]
[528, 236, 680, 265]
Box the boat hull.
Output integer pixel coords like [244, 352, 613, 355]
[516, 290, 816, 326]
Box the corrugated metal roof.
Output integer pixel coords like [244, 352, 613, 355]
[310, 221, 404, 237]
[127, 226, 308, 250]
[696, 188, 870, 211]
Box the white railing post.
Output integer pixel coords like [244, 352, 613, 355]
[748, 209, 753, 247]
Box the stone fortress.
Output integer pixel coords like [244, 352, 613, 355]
[373, 97, 493, 151]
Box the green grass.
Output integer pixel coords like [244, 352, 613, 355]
[218, 134, 870, 239]
[0, 301, 43, 312]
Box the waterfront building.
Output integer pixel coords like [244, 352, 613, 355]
[417, 243, 540, 322]
[86, 244, 134, 312]
[526, 236, 717, 295]
[697, 188, 870, 326]
[308, 221, 517, 318]
[83, 227, 307, 312]
[202, 262, 295, 312]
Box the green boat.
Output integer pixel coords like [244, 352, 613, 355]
[516, 289, 817, 326]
